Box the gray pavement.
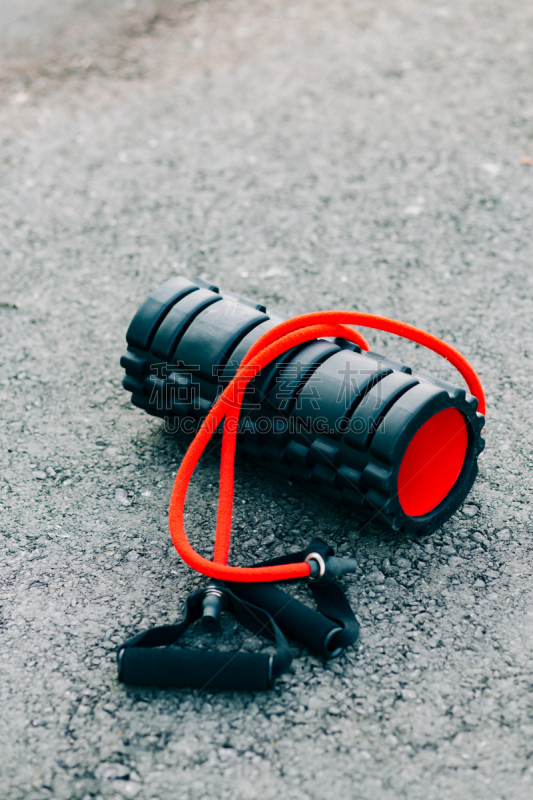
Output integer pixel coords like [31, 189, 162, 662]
[1, 0, 533, 798]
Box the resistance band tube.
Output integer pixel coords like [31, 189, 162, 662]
[168, 311, 485, 584]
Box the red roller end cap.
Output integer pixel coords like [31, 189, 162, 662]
[398, 408, 468, 517]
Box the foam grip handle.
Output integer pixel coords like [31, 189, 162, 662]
[118, 645, 273, 691]
[230, 583, 341, 658]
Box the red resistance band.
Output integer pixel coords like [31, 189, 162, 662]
[169, 311, 485, 584]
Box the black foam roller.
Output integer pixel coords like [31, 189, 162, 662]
[121, 278, 485, 535]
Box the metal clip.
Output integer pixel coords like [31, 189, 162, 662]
[305, 552, 327, 580]
[201, 581, 227, 632]
[306, 553, 358, 582]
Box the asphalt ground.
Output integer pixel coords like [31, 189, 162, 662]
[1, 1, 533, 798]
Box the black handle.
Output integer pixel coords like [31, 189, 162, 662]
[230, 582, 342, 658]
[118, 645, 274, 691]
[115, 542, 358, 693]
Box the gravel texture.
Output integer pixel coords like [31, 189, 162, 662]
[1, 1, 533, 798]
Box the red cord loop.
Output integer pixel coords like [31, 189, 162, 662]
[168, 312, 485, 583]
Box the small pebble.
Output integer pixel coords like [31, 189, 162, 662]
[395, 557, 411, 570]
[462, 505, 479, 517]
[448, 556, 464, 568]
[33, 471, 47, 480]
[115, 488, 131, 505]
